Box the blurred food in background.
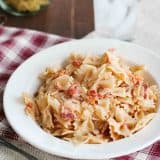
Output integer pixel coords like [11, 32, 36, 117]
[5, 0, 49, 12]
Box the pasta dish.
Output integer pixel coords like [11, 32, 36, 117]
[23, 50, 159, 144]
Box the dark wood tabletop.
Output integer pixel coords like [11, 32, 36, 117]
[0, 0, 94, 38]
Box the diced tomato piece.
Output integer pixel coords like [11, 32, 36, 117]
[87, 90, 97, 97]
[61, 108, 75, 121]
[87, 90, 97, 104]
[72, 59, 82, 67]
[61, 112, 75, 121]
[67, 84, 78, 96]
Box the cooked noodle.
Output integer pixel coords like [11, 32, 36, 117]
[23, 50, 159, 144]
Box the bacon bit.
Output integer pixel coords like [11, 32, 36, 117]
[61, 108, 75, 121]
[108, 48, 116, 52]
[143, 83, 148, 99]
[67, 84, 78, 96]
[72, 59, 82, 67]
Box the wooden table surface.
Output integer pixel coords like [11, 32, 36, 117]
[0, 0, 94, 38]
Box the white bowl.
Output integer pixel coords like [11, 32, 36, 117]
[3, 38, 160, 159]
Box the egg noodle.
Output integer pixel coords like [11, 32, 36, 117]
[23, 50, 159, 144]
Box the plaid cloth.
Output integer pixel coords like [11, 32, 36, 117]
[0, 26, 159, 160]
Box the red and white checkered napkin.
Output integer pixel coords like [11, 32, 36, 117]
[0, 26, 70, 139]
[0, 26, 159, 160]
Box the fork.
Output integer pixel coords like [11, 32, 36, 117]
[0, 137, 38, 160]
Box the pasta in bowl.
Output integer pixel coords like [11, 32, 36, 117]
[23, 51, 159, 144]
[3, 38, 160, 159]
